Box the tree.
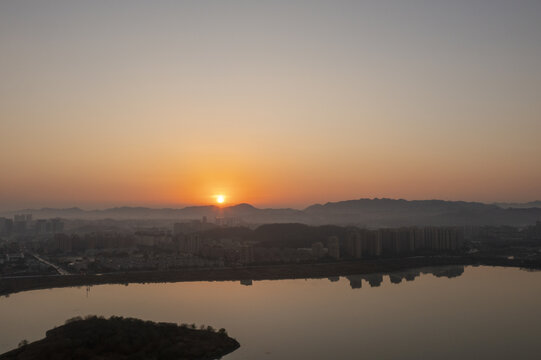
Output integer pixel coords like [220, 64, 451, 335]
[18, 339, 28, 348]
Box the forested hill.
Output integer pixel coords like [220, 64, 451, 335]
[0, 316, 240, 360]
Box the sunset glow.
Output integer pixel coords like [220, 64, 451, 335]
[216, 195, 225, 204]
[0, 1, 540, 211]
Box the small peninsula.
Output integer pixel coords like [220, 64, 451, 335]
[0, 316, 240, 360]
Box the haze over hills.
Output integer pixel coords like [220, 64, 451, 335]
[3, 199, 541, 227]
[304, 199, 541, 227]
[493, 201, 541, 209]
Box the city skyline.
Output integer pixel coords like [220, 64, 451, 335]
[2, 0, 540, 210]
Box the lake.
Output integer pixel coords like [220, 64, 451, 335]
[1, 265, 540, 359]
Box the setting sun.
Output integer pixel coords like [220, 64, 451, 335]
[216, 195, 225, 204]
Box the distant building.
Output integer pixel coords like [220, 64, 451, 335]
[0, 217, 13, 236]
[240, 245, 254, 265]
[379, 228, 414, 255]
[414, 227, 464, 252]
[14, 214, 32, 222]
[311, 241, 325, 258]
[35, 219, 49, 235]
[50, 218, 64, 233]
[345, 230, 362, 259]
[178, 234, 201, 254]
[13, 221, 27, 234]
[53, 233, 73, 253]
[327, 236, 340, 260]
[13, 214, 32, 234]
[32, 218, 64, 236]
[135, 229, 171, 246]
[360, 230, 382, 257]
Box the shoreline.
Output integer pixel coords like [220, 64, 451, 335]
[1, 255, 540, 296]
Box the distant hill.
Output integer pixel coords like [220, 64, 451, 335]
[304, 198, 541, 227]
[2, 204, 309, 223]
[3, 198, 540, 227]
[493, 201, 541, 209]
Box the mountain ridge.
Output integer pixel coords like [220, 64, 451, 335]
[3, 198, 540, 227]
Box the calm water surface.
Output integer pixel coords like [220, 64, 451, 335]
[1, 266, 540, 359]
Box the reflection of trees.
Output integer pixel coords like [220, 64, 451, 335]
[345, 265, 465, 289]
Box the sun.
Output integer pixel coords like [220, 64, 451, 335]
[216, 195, 225, 204]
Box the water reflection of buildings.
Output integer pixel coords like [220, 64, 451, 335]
[345, 275, 363, 289]
[237, 266, 465, 289]
[345, 265, 465, 289]
[240, 279, 253, 286]
[76, 265, 465, 295]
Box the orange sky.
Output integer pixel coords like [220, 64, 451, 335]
[1, 1, 540, 210]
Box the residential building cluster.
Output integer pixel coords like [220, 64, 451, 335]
[175, 234, 255, 265]
[0, 214, 64, 237]
[335, 227, 465, 260]
[4, 213, 541, 278]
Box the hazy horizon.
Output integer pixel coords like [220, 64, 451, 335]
[2, 197, 541, 214]
[3, 196, 541, 213]
[2, 0, 540, 210]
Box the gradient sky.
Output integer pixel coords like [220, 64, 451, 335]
[1, 0, 540, 210]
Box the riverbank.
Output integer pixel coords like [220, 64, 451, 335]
[1, 255, 540, 296]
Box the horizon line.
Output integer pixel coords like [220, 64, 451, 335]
[3, 197, 541, 214]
